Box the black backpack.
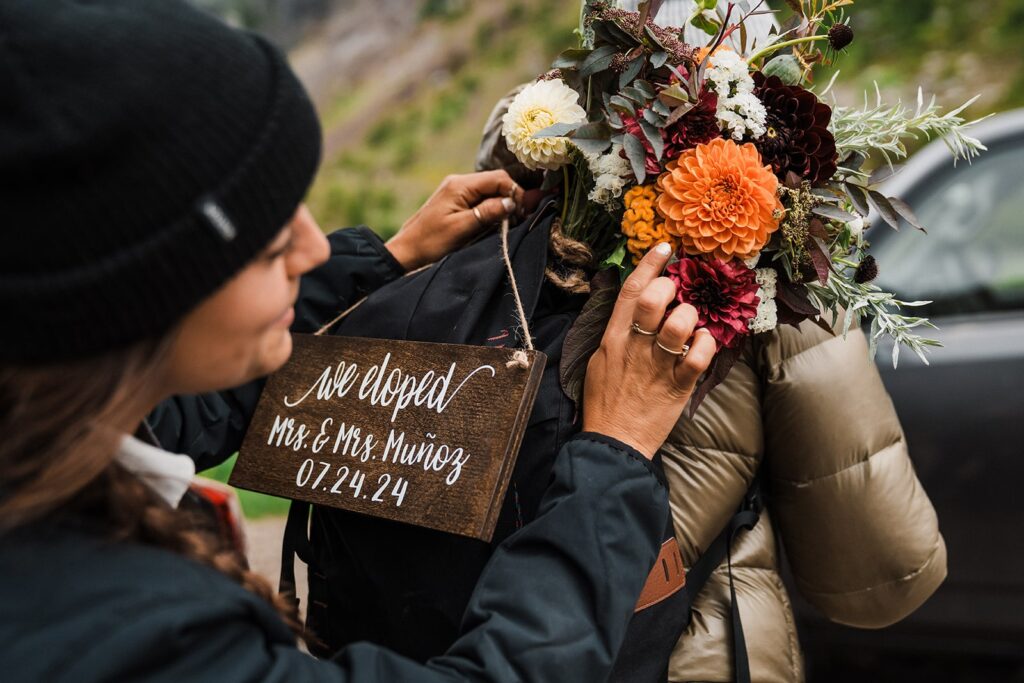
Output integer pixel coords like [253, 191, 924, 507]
[280, 201, 763, 682]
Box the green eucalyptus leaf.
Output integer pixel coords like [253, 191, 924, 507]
[623, 133, 648, 184]
[609, 94, 636, 117]
[553, 48, 592, 70]
[618, 55, 645, 89]
[639, 119, 665, 160]
[650, 51, 669, 69]
[533, 121, 582, 139]
[580, 45, 619, 78]
[642, 107, 665, 127]
[603, 19, 641, 47]
[867, 190, 901, 230]
[888, 196, 927, 233]
[573, 120, 613, 140]
[573, 137, 613, 156]
[621, 86, 648, 104]
[644, 24, 666, 50]
[843, 182, 871, 217]
[651, 99, 671, 116]
[869, 164, 904, 186]
[634, 79, 657, 99]
[812, 204, 859, 223]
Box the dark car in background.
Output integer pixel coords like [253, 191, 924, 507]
[796, 108, 1024, 682]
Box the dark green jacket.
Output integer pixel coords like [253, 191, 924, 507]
[0, 433, 668, 682]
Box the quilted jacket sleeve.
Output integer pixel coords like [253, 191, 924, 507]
[761, 320, 947, 628]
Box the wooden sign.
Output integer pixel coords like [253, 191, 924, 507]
[230, 334, 546, 541]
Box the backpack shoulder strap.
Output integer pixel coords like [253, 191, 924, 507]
[681, 470, 765, 683]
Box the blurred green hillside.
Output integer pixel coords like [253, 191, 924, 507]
[289, 0, 1021, 237]
[302, 0, 581, 238]
[816, 0, 1024, 110]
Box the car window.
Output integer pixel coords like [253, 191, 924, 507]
[872, 142, 1024, 316]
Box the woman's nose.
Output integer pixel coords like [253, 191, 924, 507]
[287, 205, 330, 277]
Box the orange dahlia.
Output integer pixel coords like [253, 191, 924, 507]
[656, 138, 782, 261]
[694, 43, 733, 66]
[620, 185, 679, 264]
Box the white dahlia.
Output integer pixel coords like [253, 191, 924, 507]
[502, 79, 586, 171]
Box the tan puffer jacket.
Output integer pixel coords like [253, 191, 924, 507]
[663, 319, 947, 682]
[476, 91, 947, 683]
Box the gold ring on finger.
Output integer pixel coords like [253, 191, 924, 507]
[656, 340, 690, 357]
[630, 321, 658, 336]
[472, 206, 485, 226]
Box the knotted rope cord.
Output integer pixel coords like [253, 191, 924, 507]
[544, 218, 592, 295]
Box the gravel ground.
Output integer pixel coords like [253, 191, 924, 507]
[244, 515, 307, 619]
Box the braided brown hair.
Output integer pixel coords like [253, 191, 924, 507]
[0, 339, 306, 642]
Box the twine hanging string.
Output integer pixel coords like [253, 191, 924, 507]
[313, 216, 535, 371]
[499, 216, 534, 369]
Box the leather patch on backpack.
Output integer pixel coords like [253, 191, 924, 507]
[635, 538, 686, 612]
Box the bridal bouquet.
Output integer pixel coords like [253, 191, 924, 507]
[500, 0, 985, 407]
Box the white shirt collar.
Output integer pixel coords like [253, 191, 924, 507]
[115, 434, 196, 508]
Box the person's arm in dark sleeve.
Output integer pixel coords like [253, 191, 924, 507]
[142, 434, 666, 682]
[145, 227, 405, 470]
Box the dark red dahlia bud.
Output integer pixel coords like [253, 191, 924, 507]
[828, 22, 854, 51]
[854, 255, 878, 284]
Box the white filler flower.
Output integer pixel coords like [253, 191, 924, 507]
[502, 79, 586, 171]
[587, 143, 632, 206]
[749, 267, 778, 334]
[705, 51, 767, 140]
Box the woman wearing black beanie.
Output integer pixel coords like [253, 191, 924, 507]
[0, 1, 717, 681]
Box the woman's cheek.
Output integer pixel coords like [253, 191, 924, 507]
[166, 265, 293, 392]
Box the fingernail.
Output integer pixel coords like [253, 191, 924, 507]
[502, 197, 517, 213]
[655, 242, 672, 255]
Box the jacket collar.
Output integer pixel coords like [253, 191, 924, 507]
[116, 433, 195, 508]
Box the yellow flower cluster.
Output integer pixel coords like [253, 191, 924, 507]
[620, 185, 679, 264]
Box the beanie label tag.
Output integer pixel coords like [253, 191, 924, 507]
[200, 198, 238, 242]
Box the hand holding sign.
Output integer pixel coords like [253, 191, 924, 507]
[231, 335, 544, 541]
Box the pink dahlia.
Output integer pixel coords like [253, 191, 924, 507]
[667, 256, 760, 349]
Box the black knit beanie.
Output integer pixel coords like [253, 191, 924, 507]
[0, 0, 322, 363]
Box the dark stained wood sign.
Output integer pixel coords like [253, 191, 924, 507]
[230, 334, 546, 541]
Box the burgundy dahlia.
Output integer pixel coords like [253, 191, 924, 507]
[664, 89, 721, 157]
[667, 256, 760, 349]
[752, 72, 839, 185]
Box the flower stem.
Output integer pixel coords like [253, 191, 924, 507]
[560, 165, 571, 228]
[747, 35, 828, 66]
